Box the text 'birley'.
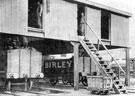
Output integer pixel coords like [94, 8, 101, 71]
[44, 59, 73, 69]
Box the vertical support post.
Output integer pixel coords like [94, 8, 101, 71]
[125, 47, 130, 86]
[24, 76, 28, 91]
[90, 58, 92, 75]
[71, 42, 80, 90]
[97, 40, 100, 51]
[118, 67, 120, 79]
[83, 56, 85, 72]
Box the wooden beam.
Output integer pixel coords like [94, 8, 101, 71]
[125, 48, 130, 86]
[73, 0, 132, 17]
[71, 42, 80, 90]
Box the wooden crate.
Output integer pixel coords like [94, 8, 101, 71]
[0, 49, 42, 79]
[87, 76, 112, 91]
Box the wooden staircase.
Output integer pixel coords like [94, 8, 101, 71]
[79, 38, 127, 94]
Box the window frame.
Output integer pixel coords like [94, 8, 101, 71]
[28, 0, 44, 32]
[101, 10, 111, 41]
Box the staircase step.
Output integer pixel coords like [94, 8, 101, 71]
[117, 85, 123, 89]
[101, 64, 108, 68]
[104, 68, 111, 72]
[97, 56, 102, 60]
[113, 76, 118, 80]
[119, 89, 127, 93]
[83, 38, 89, 42]
[106, 72, 114, 76]
[90, 49, 97, 52]
[94, 52, 99, 56]
[88, 45, 94, 49]
[85, 42, 92, 45]
[114, 80, 120, 85]
[103, 67, 111, 70]
[99, 60, 105, 64]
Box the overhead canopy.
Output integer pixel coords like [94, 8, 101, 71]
[70, 0, 132, 17]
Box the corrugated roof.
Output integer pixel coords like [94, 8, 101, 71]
[72, 0, 132, 17]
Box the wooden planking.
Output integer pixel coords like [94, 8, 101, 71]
[44, 0, 77, 41]
[7, 50, 20, 77]
[31, 51, 42, 78]
[5, 49, 42, 78]
[0, 0, 27, 35]
[0, 0, 10, 32]
[78, 57, 91, 74]
[91, 57, 100, 75]
[11, 0, 19, 34]
[84, 57, 90, 74]
[0, 51, 7, 72]
[111, 14, 129, 47]
[20, 49, 31, 78]
[78, 57, 84, 73]
[86, 7, 101, 44]
[125, 48, 130, 86]
[73, 42, 79, 90]
[19, 0, 28, 35]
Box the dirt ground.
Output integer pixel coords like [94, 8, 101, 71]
[1, 77, 135, 96]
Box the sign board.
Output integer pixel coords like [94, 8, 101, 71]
[44, 58, 73, 69]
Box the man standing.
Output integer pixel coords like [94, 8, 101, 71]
[36, 0, 43, 28]
[78, 12, 85, 36]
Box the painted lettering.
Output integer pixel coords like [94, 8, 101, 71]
[67, 60, 72, 68]
[57, 62, 62, 68]
[44, 58, 73, 69]
[52, 62, 57, 68]
[49, 62, 52, 68]
[62, 61, 66, 68]
[45, 62, 49, 68]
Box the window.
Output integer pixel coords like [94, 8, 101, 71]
[101, 10, 110, 40]
[28, 0, 43, 29]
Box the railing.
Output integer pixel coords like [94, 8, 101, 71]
[79, 38, 109, 76]
[85, 22, 125, 74]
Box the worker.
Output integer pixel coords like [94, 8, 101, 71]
[36, 0, 43, 28]
[78, 12, 85, 36]
[19, 36, 28, 48]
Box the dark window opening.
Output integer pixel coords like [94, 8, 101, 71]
[77, 5, 85, 36]
[101, 10, 110, 40]
[28, 0, 43, 29]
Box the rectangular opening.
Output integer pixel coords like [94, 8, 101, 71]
[101, 10, 110, 40]
[28, 0, 43, 29]
[77, 5, 86, 36]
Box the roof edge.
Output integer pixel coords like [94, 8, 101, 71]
[72, 0, 132, 17]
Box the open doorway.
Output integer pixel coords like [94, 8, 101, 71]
[28, 0, 43, 29]
[77, 5, 86, 36]
[101, 10, 110, 40]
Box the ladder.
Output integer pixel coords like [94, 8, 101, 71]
[78, 23, 127, 94]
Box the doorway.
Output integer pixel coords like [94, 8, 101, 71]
[101, 10, 110, 40]
[77, 5, 86, 36]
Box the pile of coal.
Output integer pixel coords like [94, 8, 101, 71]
[3, 36, 28, 50]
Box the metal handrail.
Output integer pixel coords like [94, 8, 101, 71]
[86, 22, 125, 74]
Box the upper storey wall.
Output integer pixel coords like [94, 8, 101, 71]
[0, 0, 27, 35]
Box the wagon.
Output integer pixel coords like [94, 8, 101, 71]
[43, 58, 74, 86]
[87, 76, 112, 95]
[0, 49, 44, 91]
